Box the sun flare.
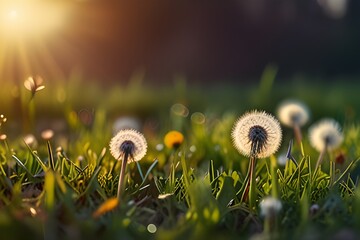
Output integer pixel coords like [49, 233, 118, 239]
[1, 1, 66, 37]
[0, 0, 71, 82]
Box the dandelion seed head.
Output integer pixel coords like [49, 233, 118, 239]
[23, 134, 37, 147]
[260, 196, 282, 218]
[309, 119, 343, 152]
[41, 129, 54, 140]
[277, 100, 310, 127]
[232, 110, 282, 158]
[0, 134, 7, 140]
[110, 129, 147, 162]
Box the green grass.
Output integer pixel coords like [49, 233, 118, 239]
[1, 75, 360, 240]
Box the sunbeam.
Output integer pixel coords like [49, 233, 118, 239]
[0, 0, 70, 82]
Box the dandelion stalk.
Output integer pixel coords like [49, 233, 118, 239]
[329, 154, 336, 187]
[248, 155, 257, 210]
[314, 144, 327, 173]
[117, 149, 130, 199]
[293, 123, 302, 145]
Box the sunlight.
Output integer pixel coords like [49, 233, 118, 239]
[7, 9, 18, 20]
[1, 1, 66, 37]
[0, 0, 71, 82]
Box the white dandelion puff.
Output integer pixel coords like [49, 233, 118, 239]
[277, 99, 310, 144]
[260, 196, 282, 218]
[41, 129, 54, 141]
[277, 153, 288, 166]
[109, 129, 147, 162]
[23, 134, 38, 148]
[231, 110, 282, 158]
[277, 99, 310, 128]
[309, 119, 343, 152]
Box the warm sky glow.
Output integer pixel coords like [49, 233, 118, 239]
[0, 1, 357, 85]
[1, 1, 66, 37]
[0, 0, 70, 82]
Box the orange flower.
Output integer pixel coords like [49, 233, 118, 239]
[92, 197, 119, 218]
[164, 130, 184, 149]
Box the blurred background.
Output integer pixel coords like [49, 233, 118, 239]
[0, 0, 359, 85]
[1, 0, 360, 138]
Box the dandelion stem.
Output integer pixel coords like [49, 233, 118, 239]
[249, 155, 257, 211]
[263, 215, 272, 235]
[313, 145, 327, 180]
[315, 147, 326, 171]
[329, 155, 335, 187]
[117, 152, 129, 200]
[293, 123, 302, 146]
[239, 161, 251, 202]
[240, 154, 257, 211]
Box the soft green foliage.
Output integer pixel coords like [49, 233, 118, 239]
[0, 76, 360, 240]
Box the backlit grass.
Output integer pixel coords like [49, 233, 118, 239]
[0, 74, 360, 240]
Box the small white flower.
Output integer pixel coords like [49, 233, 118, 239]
[309, 119, 343, 152]
[109, 129, 147, 162]
[232, 110, 282, 158]
[0, 134, 7, 140]
[277, 99, 310, 128]
[260, 196, 282, 218]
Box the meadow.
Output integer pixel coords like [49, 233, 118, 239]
[1, 72, 360, 240]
